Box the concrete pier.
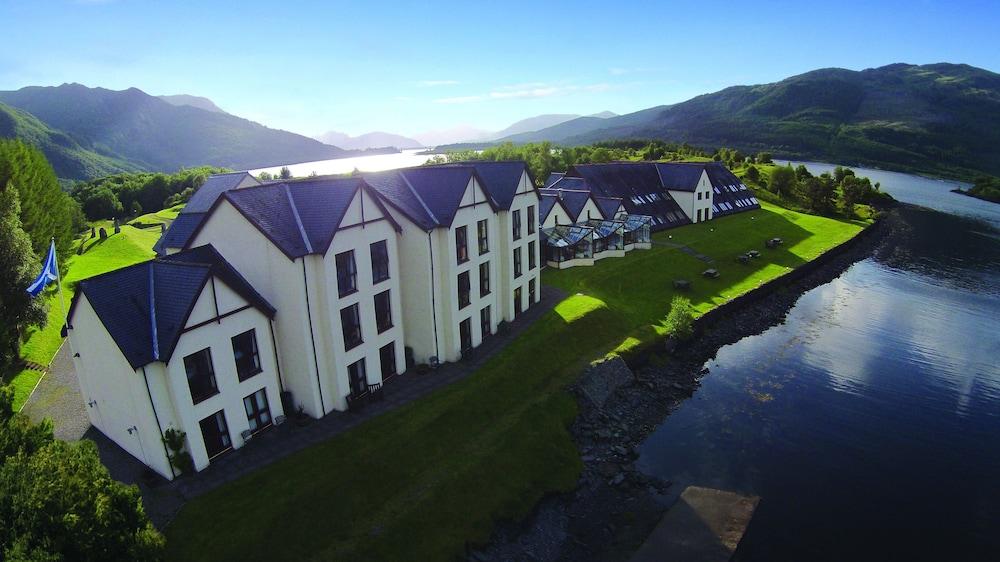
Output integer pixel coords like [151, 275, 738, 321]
[630, 486, 759, 562]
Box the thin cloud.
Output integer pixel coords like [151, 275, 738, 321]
[417, 80, 460, 87]
[435, 83, 615, 104]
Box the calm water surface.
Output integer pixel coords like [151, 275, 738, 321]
[639, 167, 1000, 561]
[249, 148, 441, 177]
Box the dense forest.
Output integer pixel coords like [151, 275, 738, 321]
[72, 166, 229, 220]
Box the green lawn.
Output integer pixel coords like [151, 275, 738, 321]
[131, 203, 184, 226]
[7, 224, 158, 410]
[165, 203, 868, 561]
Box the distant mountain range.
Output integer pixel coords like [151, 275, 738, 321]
[486, 63, 1000, 178]
[315, 130, 424, 150]
[0, 84, 351, 180]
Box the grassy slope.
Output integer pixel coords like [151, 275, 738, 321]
[8, 224, 158, 410]
[165, 204, 867, 561]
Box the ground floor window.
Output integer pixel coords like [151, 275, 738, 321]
[348, 359, 368, 397]
[199, 410, 232, 460]
[696, 208, 702, 222]
[514, 287, 523, 317]
[460, 318, 472, 354]
[380, 342, 397, 380]
[243, 388, 272, 434]
[529, 278, 536, 305]
[480, 305, 491, 339]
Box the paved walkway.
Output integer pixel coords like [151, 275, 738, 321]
[652, 239, 715, 264]
[32, 285, 565, 529]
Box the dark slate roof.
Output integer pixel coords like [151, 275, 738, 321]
[654, 163, 705, 192]
[538, 195, 558, 223]
[545, 172, 565, 188]
[704, 162, 761, 217]
[155, 172, 261, 254]
[567, 163, 690, 230]
[184, 172, 260, 213]
[153, 213, 205, 254]
[213, 177, 399, 259]
[538, 187, 595, 222]
[440, 161, 529, 209]
[68, 245, 275, 370]
[594, 196, 624, 219]
[364, 166, 496, 230]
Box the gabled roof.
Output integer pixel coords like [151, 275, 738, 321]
[363, 166, 497, 230]
[184, 172, 261, 213]
[704, 162, 761, 217]
[545, 172, 565, 188]
[538, 186, 597, 222]
[155, 172, 261, 254]
[567, 163, 691, 230]
[654, 163, 705, 192]
[68, 245, 275, 370]
[198, 176, 401, 259]
[593, 196, 625, 219]
[438, 161, 532, 209]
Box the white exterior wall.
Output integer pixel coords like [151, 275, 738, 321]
[500, 172, 541, 321]
[395, 218, 437, 364]
[431, 177, 499, 362]
[190, 201, 324, 416]
[68, 295, 174, 479]
[162, 283, 283, 472]
[542, 201, 573, 228]
[578, 198, 604, 223]
[313, 189, 405, 411]
[67, 277, 283, 479]
[668, 171, 714, 223]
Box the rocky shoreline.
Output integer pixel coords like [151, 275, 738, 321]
[473, 208, 904, 562]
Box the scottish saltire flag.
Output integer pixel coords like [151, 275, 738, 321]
[26, 240, 58, 298]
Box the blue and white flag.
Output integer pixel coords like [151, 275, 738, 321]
[26, 239, 59, 298]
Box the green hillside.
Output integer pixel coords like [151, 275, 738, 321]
[502, 63, 1000, 180]
[0, 101, 138, 181]
[0, 84, 351, 180]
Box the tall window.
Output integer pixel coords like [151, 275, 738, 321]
[341, 303, 363, 350]
[370, 240, 390, 284]
[380, 342, 397, 380]
[529, 278, 536, 305]
[477, 219, 489, 254]
[513, 247, 522, 278]
[231, 329, 261, 381]
[458, 271, 471, 309]
[528, 241, 536, 270]
[527, 205, 536, 234]
[459, 318, 472, 354]
[479, 262, 490, 296]
[243, 389, 272, 433]
[184, 348, 217, 404]
[456, 225, 469, 264]
[512, 210, 522, 241]
[348, 359, 367, 397]
[336, 250, 357, 297]
[480, 305, 491, 339]
[374, 290, 393, 333]
[199, 410, 231, 459]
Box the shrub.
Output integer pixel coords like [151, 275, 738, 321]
[665, 296, 695, 340]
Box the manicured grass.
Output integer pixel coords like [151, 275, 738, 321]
[9, 224, 158, 410]
[166, 204, 868, 561]
[131, 204, 184, 226]
[1, 369, 44, 412]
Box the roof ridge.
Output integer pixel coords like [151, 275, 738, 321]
[398, 170, 440, 225]
[283, 184, 314, 254]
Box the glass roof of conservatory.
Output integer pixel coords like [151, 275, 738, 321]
[622, 214, 653, 232]
[583, 219, 625, 239]
[542, 225, 593, 248]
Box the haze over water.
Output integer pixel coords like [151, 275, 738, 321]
[639, 165, 1000, 561]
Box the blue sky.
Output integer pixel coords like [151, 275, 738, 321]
[1, 0, 998, 139]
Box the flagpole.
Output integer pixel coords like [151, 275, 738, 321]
[52, 238, 67, 329]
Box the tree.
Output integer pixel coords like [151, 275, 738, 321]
[0, 185, 47, 372]
[79, 186, 124, 219]
[744, 165, 760, 183]
[794, 164, 813, 181]
[0, 408, 166, 560]
[665, 296, 695, 341]
[0, 140, 78, 264]
[769, 165, 797, 197]
[756, 151, 773, 164]
[802, 176, 836, 214]
[278, 166, 292, 180]
[257, 171, 273, 181]
[833, 166, 855, 184]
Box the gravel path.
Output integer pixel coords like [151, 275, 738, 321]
[21, 344, 90, 441]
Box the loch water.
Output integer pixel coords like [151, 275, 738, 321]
[638, 164, 1000, 561]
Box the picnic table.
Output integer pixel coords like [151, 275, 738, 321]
[747, 249, 761, 258]
[736, 254, 750, 265]
[702, 269, 720, 279]
[673, 279, 691, 290]
[765, 237, 783, 248]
